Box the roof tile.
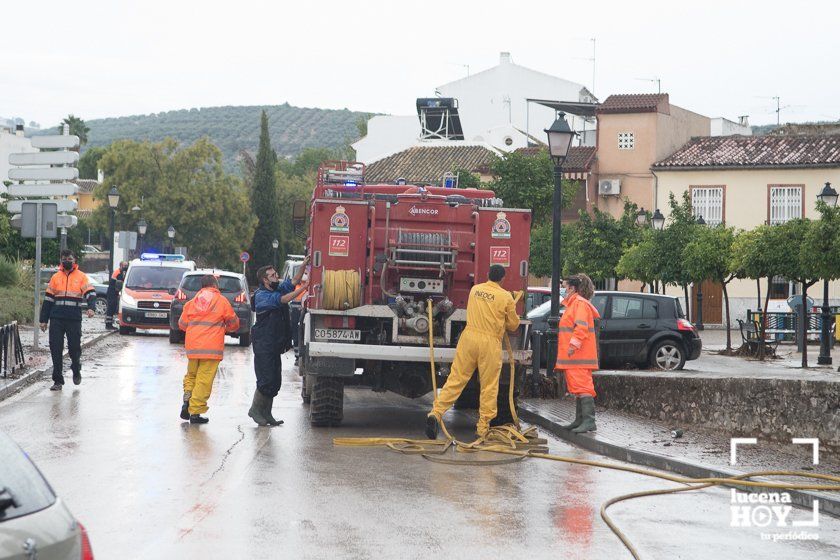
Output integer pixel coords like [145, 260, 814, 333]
[598, 94, 669, 114]
[653, 134, 840, 169]
[365, 145, 497, 184]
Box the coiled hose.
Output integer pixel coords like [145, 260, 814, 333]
[322, 269, 361, 310]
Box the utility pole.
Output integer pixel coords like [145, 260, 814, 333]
[773, 96, 780, 126]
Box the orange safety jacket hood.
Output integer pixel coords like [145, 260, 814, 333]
[178, 287, 240, 361]
[555, 292, 601, 371]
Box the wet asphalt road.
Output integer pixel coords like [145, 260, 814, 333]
[3, 333, 840, 559]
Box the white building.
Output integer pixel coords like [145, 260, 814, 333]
[0, 122, 37, 186]
[711, 116, 752, 136]
[353, 52, 595, 164]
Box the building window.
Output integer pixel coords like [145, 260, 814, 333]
[769, 185, 802, 225]
[617, 132, 634, 150]
[691, 186, 724, 226]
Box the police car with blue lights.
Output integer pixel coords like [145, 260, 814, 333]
[117, 254, 196, 335]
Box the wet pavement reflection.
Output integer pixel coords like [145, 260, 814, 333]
[2, 333, 840, 559]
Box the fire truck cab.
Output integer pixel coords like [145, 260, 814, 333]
[299, 162, 532, 426]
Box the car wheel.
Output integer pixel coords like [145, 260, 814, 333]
[94, 297, 108, 315]
[118, 325, 135, 335]
[169, 329, 183, 344]
[650, 340, 686, 371]
[238, 332, 251, 347]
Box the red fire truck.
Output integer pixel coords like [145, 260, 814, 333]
[297, 162, 532, 426]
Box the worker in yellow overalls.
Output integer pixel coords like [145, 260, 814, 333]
[426, 264, 520, 439]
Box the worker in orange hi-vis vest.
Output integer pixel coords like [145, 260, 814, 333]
[554, 273, 600, 433]
[177, 274, 240, 424]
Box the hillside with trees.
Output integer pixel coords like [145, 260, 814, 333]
[63, 104, 373, 173]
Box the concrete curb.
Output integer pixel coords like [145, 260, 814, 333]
[518, 401, 840, 519]
[0, 330, 117, 401]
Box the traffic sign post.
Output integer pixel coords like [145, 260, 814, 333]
[240, 251, 250, 276]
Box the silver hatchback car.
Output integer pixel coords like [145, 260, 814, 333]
[0, 431, 94, 559]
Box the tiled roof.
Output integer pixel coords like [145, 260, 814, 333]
[72, 179, 99, 194]
[365, 144, 497, 184]
[653, 135, 840, 169]
[598, 94, 669, 114]
[513, 145, 596, 172]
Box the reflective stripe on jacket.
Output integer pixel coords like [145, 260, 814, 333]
[179, 287, 239, 361]
[555, 292, 600, 370]
[40, 265, 96, 322]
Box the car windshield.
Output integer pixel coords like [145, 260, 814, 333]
[181, 275, 243, 293]
[527, 300, 560, 319]
[0, 432, 56, 522]
[126, 266, 188, 291]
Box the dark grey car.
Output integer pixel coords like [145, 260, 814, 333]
[528, 291, 702, 371]
[168, 270, 253, 346]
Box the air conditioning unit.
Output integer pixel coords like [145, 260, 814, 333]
[598, 179, 621, 196]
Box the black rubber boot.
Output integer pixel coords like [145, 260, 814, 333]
[561, 398, 583, 430]
[189, 414, 209, 424]
[571, 397, 597, 433]
[180, 392, 191, 420]
[72, 369, 81, 386]
[263, 397, 284, 426]
[425, 414, 440, 440]
[248, 390, 271, 426]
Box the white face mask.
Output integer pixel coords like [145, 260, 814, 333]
[301, 273, 309, 283]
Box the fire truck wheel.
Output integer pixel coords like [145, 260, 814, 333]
[301, 374, 313, 404]
[491, 385, 516, 426]
[310, 376, 344, 426]
[168, 329, 184, 344]
[453, 386, 480, 410]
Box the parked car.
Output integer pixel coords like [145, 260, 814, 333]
[169, 269, 253, 346]
[0, 430, 95, 559]
[524, 286, 566, 313]
[280, 254, 305, 283]
[118, 254, 195, 335]
[528, 291, 702, 371]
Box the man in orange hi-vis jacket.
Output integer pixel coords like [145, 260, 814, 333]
[178, 275, 240, 424]
[554, 274, 600, 433]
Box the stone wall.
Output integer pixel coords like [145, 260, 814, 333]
[593, 372, 840, 450]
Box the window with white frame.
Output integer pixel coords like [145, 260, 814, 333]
[769, 185, 802, 225]
[691, 186, 724, 226]
[617, 132, 634, 150]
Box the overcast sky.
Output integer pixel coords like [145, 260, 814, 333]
[2, 0, 838, 128]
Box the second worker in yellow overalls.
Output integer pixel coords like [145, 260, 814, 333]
[426, 264, 520, 439]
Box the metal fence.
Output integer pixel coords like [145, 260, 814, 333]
[747, 310, 836, 343]
[1, 322, 26, 378]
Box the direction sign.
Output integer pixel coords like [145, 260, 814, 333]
[10, 213, 77, 231]
[7, 183, 78, 197]
[8, 151, 79, 166]
[240, 252, 250, 263]
[6, 199, 77, 213]
[30, 135, 80, 150]
[8, 167, 79, 181]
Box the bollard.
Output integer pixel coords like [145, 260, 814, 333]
[531, 330, 543, 397]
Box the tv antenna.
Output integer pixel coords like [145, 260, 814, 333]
[634, 77, 661, 94]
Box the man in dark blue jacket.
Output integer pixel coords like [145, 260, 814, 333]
[248, 258, 308, 426]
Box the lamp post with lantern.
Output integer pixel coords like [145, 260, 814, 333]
[817, 182, 839, 366]
[167, 225, 176, 254]
[544, 113, 577, 371]
[695, 215, 707, 330]
[272, 238, 280, 269]
[136, 218, 147, 255]
[107, 186, 120, 274]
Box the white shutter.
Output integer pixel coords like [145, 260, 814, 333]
[691, 187, 724, 226]
[770, 186, 802, 225]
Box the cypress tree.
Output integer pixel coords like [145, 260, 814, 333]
[249, 111, 280, 280]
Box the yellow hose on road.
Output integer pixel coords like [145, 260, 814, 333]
[332, 288, 840, 559]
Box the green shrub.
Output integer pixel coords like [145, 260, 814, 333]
[0, 286, 33, 325]
[0, 257, 19, 288]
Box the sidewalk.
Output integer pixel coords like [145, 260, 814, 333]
[0, 317, 114, 400]
[519, 396, 840, 516]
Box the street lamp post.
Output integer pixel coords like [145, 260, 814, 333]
[651, 209, 666, 293]
[817, 182, 838, 366]
[695, 215, 707, 331]
[167, 226, 176, 254]
[544, 113, 577, 375]
[272, 238, 279, 269]
[107, 186, 120, 274]
[137, 218, 148, 255]
[635, 207, 648, 227]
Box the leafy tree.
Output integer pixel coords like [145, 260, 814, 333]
[451, 168, 482, 190]
[89, 137, 255, 270]
[78, 146, 106, 179]
[564, 202, 643, 281]
[657, 192, 704, 309]
[278, 147, 337, 177]
[684, 226, 739, 352]
[616, 231, 662, 290]
[61, 115, 90, 146]
[249, 111, 281, 278]
[275, 169, 313, 261]
[489, 149, 577, 224]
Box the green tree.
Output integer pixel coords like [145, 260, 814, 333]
[78, 146, 106, 179]
[451, 168, 482, 190]
[90, 138, 255, 269]
[275, 169, 314, 261]
[489, 149, 577, 224]
[616, 231, 662, 289]
[249, 111, 281, 277]
[683, 226, 739, 352]
[564, 202, 644, 282]
[278, 147, 337, 177]
[61, 114, 90, 146]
